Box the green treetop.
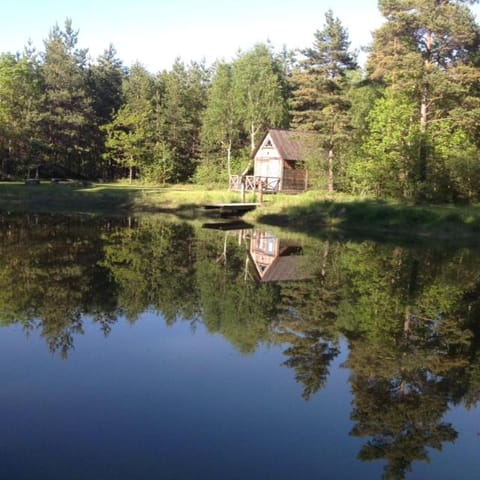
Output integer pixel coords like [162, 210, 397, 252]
[290, 10, 358, 192]
[366, 0, 480, 200]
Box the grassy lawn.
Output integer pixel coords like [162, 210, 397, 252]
[1, 181, 480, 241]
[0, 181, 239, 215]
[0, 181, 139, 213]
[249, 193, 480, 242]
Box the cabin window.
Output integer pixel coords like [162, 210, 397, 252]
[262, 138, 273, 149]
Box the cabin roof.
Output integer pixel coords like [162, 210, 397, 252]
[253, 129, 315, 161]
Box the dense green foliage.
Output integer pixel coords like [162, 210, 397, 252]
[363, 0, 480, 202]
[0, 3, 479, 202]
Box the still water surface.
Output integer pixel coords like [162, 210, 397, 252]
[0, 213, 479, 479]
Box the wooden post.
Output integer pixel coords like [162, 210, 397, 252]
[241, 177, 246, 203]
[258, 179, 263, 204]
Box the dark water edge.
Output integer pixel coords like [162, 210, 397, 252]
[0, 212, 479, 479]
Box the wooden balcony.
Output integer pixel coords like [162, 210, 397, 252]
[229, 175, 280, 193]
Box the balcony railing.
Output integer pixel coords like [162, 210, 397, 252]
[229, 175, 280, 193]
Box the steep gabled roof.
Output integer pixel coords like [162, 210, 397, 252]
[253, 129, 316, 161]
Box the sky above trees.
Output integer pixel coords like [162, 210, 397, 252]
[2, 0, 388, 71]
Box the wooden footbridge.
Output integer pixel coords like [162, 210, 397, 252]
[203, 202, 260, 218]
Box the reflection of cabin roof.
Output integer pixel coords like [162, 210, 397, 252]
[253, 129, 315, 161]
[261, 255, 311, 283]
[249, 252, 312, 283]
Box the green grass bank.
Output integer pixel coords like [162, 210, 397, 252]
[1, 181, 480, 242]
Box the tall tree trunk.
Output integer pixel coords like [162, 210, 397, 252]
[328, 147, 334, 193]
[241, 121, 257, 176]
[419, 30, 433, 183]
[227, 139, 232, 178]
[129, 157, 133, 184]
[404, 306, 411, 336]
[4, 140, 12, 174]
[250, 120, 256, 153]
[420, 85, 428, 133]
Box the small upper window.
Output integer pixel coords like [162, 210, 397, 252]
[263, 138, 273, 149]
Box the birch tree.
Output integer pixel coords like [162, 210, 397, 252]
[232, 44, 288, 155]
[200, 62, 241, 180]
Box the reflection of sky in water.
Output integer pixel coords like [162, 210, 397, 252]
[0, 314, 478, 479]
[421, 404, 480, 478]
[0, 316, 376, 479]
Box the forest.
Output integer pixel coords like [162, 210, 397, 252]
[0, 0, 479, 203]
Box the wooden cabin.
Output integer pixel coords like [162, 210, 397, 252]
[253, 129, 310, 192]
[229, 129, 313, 194]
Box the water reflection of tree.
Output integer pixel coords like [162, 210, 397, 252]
[273, 240, 343, 400]
[2, 215, 480, 478]
[338, 242, 480, 479]
[195, 229, 280, 354]
[0, 215, 122, 357]
[102, 218, 199, 323]
[0, 216, 284, 357]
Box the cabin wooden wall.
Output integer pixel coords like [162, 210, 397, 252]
[282, 161, 307, 192]
[253, 133, 308, 192]
[254, 158, 283, 178]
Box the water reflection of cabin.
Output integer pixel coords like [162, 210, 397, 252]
[229, 129, 310, 194]
[249, 230, 310, 283]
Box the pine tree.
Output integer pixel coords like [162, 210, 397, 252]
[290, 10, 358, 192]
[40, 19, 96, 177]
[89, 44, 125, 126]
[88, 45, 125, 178]
[0, 51, 43, 177]
[103, 63, 153, 182]
[157, 59, 209, 181]
[366, 0, 480, 200]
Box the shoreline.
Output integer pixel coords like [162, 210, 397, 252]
[1, 182, 479, 244]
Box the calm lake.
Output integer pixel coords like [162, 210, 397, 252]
[0, 213, 479, 479]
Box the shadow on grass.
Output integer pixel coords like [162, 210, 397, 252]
[0, 183, 217, 221]
[0, 183, 141, 214]
[255, 199, 480, 245]
[0, 183, 184, 216]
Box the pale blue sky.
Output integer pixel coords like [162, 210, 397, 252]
[1, 0, 479, 71]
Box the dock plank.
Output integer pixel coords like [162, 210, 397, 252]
[203, 203, 260, 217]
